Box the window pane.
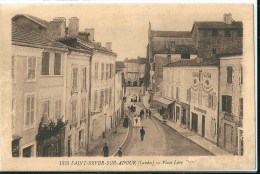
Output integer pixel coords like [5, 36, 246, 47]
[54, 53, 61, 75]
[42, 52, 50, 75]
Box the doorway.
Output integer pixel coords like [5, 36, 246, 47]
[67, 136, 71, 157]
[202, 115, 205, 137]
[191, 113, 198, 133]
[224, 123, 232, 152]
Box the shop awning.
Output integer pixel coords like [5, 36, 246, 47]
[12, 134, 22, 141]
[182, 102, 190, 110]
[154, 97, 175, 108]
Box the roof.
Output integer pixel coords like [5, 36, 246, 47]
[191, 21, 243, 33]
[12, 22, 66, 50]
[76, 36, 117, 56]
[124, 57, 148, 64]
[116, 61, 125, 71]
[151, 30, 191, 38]
[165, 58, 219, 67]
[12, 14, 50, 28]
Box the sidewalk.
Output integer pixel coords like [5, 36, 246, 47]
[142, 93, 232, 156]
[87, 118, 129, 157]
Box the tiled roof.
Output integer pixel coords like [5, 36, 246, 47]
[151, 31, 191, 38]
[192, 21, 242, 31]
[12, 14, 50, 28]
[76, 36, 117, 56]
[165, 58, 219, 67]
[12, 22, 66, 49]
[116, 61, 125, 70]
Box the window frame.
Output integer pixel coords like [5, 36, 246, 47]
[55, 99, 62, 120]
[81, 97, 86, 119]
[226, 66, 233, 84]
[24, 92, 36, 130]
[72, 67, 78, 91]
[82, 67, 87, 90]
[222, 95, 232, 113]
[71, 100, 77, 124]
[41, 52, 50, 76]
[27, 56, 37, 82]
[54, 53, 62, 75]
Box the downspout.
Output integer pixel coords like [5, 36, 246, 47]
[113, 61, 116, 133]
[217, 62, 220, 147]
[86, 54, 93, 153]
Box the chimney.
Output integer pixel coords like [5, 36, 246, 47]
[106, 42, 112, 50]
[68, 17, 79, 36]
[223, 13, 232, 24]
[48, 17, 66, 38]
[78, 32, 89, 41]
[85, 28, 94, 41]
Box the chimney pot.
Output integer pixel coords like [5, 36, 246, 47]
[85, 28, 94, 41]
[68, 17, 79, 36]
[106, 42, 112, 51]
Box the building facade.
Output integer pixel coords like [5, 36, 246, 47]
[124, 57, 148, 87]
[161, 59, 219, 144]
[218, 55, 243, 155]
[11, 21, 67, 157]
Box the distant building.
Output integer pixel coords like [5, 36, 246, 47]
[218, 54, 243, 155]
[161, 58, 219, 144]
[124, 57, 148, 87]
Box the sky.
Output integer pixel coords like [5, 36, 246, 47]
[6, 4, 248, 61]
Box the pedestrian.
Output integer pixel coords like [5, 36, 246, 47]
[131, 104, 133, 112]
[146, 108, 148, 119]
[102, 143, 109, 157]
[115, 147, 123, 157]
[137, 115, 141, 127]
[140, 127, 145, 141]
[123, 115, 129, 128]
[148, 109, 151, 119]
[134, 115, 138, 127]
[133, 103, 136, 112]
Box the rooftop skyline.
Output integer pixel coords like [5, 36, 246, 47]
[8, 4, 246, 60]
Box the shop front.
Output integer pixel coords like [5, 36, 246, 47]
[181, 102, 190, 129]
[154, 97, 174, 119]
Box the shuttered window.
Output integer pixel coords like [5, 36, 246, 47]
[222, 95, 232, 113]
[42, 52, 50, 75]
[28, 57, 36, 79]
[54, 53, 61, 75]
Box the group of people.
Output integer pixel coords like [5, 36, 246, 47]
[102, 143, 123, 157]
[128, 103, 136, 112]
[130, 95, 141, 103]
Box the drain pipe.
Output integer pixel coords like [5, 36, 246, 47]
[86, 54, 93, 153]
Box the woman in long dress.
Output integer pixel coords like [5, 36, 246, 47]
[137, 115, 141, 127]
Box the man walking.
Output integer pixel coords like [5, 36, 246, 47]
[102, 143, 109, 157]
[140, 127, 145, 141]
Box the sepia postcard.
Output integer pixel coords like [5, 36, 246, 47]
[0, 2, 256, 172]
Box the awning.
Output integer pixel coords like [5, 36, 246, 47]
[181, 102, 190, 110]
[154, 97, 175, 108]
[12, 134, 22, 141]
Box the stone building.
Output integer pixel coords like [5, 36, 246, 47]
[191, 13, 243, 59]
[161, 58, 219, 144]
[124, 57, 148, 87]
[11, 20, 67, 157]
[218, 54, 243, 155]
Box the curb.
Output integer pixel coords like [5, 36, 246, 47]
[111, 113, 130, 157]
